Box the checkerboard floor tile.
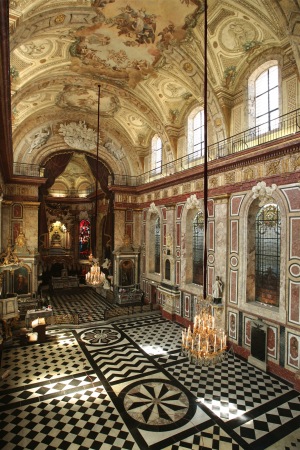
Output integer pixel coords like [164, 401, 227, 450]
[0, 295, 299, 450]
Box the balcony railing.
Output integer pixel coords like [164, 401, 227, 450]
[13, 163, 44, 177]
[13, 108, 300, 187]
[47, 187, 93, 198]
[110, 108, 300, 187]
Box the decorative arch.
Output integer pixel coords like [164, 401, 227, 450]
[180, 195, 205, 291]
[238, 186, 288, 318]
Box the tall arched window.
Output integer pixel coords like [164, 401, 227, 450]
[255, 203, 281, 306]
[193, 211, 204, 284]
[154, 216, 161, 273]
[151, 135, 162, 175]
[188, 107, 204, 160]
[255, 65, 279, 134]
[79, 219, 91, 259]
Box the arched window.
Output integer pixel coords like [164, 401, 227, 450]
[255, 65, 279, 133]
[188, 107, 204, 160]
[193, 211, 204, 284]
[255, 203, 281, 306]
[79, 219, 90, 259]
[151, 135, 162, 175]
[154, 216, 161, 273]
[248, 62, 279, 134]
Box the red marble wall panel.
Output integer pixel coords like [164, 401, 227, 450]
[176, 204, 183, 219]
[282, 187, 300, 211]
[162, 207, 167, 220]
[208, 266, 214, 295]
[287, 332, 300, 369]
[290, 218, 300, 259]
[230, 270, 238, 303]
[208, 221, 214, 251]
[125, 223, 133, 241]
[267, 325, 277, 359]
[231, 220, 238, 253]
[176, 223, 181, 247]
[228, 311, 237, 340]
[163, 224, 167, 245]
[207, 199, 214, 217]
[289, 281, 300, 324]
[143, 210, 147, 221]
[12, 222, 21, 243]
[126, 209, 133, 221]
[231, 195, 244, 215]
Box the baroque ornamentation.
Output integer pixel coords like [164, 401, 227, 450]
[58, 121, 97, 151]
[252, 181, 277, 206]
[149, 202, 159, 215]
[186, 194, 200, 210]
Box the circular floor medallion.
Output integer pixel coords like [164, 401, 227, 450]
[79, 327, 121, 346]
[122, 380, 194, 430]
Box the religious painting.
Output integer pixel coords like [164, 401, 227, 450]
[13, 266, 30, 295]
[267, 325, 277, 359]
[228, 311, 237, 340]
[287, 332, 300, 369]
[12, 203, 22, 219]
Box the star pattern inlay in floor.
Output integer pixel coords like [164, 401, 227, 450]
[0, 298, 299, 450]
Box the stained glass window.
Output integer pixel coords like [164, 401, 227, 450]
[79, 219, 90, 259]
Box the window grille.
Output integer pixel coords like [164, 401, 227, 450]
[193, 211, 204, 285]
[255, 203, 281, 306]
[155, 217, 161, 273]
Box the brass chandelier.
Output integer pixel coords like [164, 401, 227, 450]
[182, 302, 227, 366]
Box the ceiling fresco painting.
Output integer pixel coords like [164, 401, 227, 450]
[7, 0, 300, 190]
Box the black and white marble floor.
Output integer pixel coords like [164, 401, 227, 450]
[0, 309, 299, 449]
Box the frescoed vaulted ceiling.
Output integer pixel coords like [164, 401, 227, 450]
[7, 0, 300, 189]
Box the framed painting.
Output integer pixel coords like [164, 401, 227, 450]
[13, 266, 31, 295]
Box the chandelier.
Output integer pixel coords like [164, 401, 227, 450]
[182, 302, 227, 366]
[85, 258, 105, 287]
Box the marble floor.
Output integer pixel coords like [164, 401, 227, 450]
[0, 290, 299, 449]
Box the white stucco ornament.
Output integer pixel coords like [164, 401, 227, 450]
[59, 121, 97, 150]
[149, 202, 159, 214]
[186, 194, 201, 210]
[252, 181, 277, 206]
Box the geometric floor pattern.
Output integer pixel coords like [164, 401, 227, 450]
[0, 296, 299, 449]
